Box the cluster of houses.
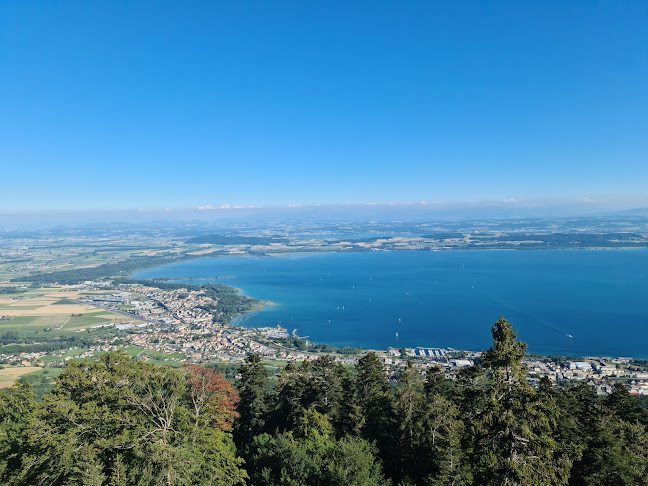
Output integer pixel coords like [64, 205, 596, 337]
[6, 284, 646, 399]
[132, 287, 216, 326]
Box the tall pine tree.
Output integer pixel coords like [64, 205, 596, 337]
[470, 316, 572, 485]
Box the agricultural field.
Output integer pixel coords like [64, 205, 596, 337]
[0, 366, 42, 388]
[0, 287, 144, 338]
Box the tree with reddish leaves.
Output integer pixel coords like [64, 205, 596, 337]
[184, 364, 239, 431]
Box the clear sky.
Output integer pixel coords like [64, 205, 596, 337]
[1, 1, 646, 212]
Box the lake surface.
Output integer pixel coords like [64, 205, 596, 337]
[134, 250, 648, 358]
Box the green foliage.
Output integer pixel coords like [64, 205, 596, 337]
[277, 335, 310, 350]
[246, 409, 388, 486]
[580, 412, 648, 484]
[236, 318, 648, 485]
[0, 383, 36, 481]
[355, 352, 395, 445]
[339, 345, 363, 355]
[306, 355, 350, 429]
[276, 336, 362, 355]
[0, 334, 107, 353]
[235, 353, 269, 450]
[17, 371, 55, 398]
[269, 360, 314, 432]
[395, 361, 425, 481]
[602, 382, 648, 426]
[0, 287, 26, 295]
[1, 351, 246, 486]
[567, 382, 648, 485]
[3, 317, 648, 485]
[199, 285, 261, 323]
[207, 362, 240, 381]
[468, 317, 574, 485]
[118, 280, 262, 325]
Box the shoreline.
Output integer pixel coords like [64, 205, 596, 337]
[133, 248, 648, 361]
[228, 300, 276, 327]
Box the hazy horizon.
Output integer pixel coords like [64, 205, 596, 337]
[1, 197, 647, 229]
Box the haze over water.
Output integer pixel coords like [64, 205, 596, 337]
[136, 250, 648, 358]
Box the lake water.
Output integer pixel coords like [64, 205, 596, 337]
[134, 250, 648, 358]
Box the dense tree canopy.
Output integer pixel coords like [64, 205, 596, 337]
[235, 317, 648, 486]
[0, 352, 246, 486]
[1, 316, 647, 485]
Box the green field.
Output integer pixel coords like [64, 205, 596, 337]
[52, 299, 74, 305]
[0, 316, 38, 327]
[0, 286, 144, 339]
[124, 346, 185, 361]
[0, 310, 140, 338]
[22, 366, 63, 380]
[0, 305, 41, 310]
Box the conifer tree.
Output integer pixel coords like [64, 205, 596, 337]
[395, 360, 425, 483]
[569, 382, 648, 485]
[421, 393, 468, 485]
[470, 316, 572, 485]
[338, 371, 364, 437]
[602, 382, 648, 426]
[579, 411, 648, 485]
[304, 355, 350, 431]
[234, 353, 268, 448]
[425, 365, 453, 399]
[421, 366, 469, 485]
[355, 352, 397, 476]
[270, 360, 312, 432]
[0, 382, 35, 484]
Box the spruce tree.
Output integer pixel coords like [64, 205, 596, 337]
[421, 366, 469, 485]
[304, 355, 350, 432]
[234, 353, 269, 449]
[270, 360, 312, 432]
[395, 360, 425, 483]
[355, 352, 397, 476]
[470, 316, 572, 485]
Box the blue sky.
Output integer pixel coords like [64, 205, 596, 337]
[1, 1, 646, 212]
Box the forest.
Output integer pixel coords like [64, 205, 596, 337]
[1, 317, 647, 485]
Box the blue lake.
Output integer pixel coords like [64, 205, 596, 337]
[134, 250, 648, 358]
